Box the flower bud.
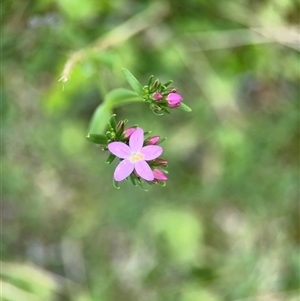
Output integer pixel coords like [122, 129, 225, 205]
[153, 169, 168, 181]
[144, 136, 160, 145]
[116, 120, 125, 133]
[124, 127, 136, 138]
[153, 92, 163, 101]
[166, 92, 183, 108]
[152, 158, 168, 166]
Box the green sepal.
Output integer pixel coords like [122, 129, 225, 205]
[86, 134, 108, 144]
[156, 137, 167, 145]
[113, 179, 120, 189]
[152, 110, 164, 116]
[161, 107, 171, 114]
[122, 69, 144, 97]
[163, 80, 173, 88]
[129, 173, 138, 186]
[106, 153, 116, 164]
[148, 75, 154, 87]
[137, 180, 148, 192]
[177, 102, 192, 112]
[159, 181, 167, 187]
[109, 114, 117, 129]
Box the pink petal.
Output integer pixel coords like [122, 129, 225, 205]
[114, 159, 134, 181]
[129, 128, 144, 152]
[108, 142, 131, 159]
[135, 161, 154, 181]
[141, 145, 163, 161]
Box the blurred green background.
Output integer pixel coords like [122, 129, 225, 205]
[2, 0, 299, 300]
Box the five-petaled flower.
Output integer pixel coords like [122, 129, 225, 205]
[108, 128, 163, 182]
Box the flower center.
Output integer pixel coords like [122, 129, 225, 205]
[130, 152, 145, 163]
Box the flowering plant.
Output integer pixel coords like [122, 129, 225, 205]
[86, 69, 191, 189]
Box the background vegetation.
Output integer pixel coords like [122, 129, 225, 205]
[2, 0, 299, 300]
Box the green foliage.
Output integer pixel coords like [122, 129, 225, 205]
[122, 68, 144, 97]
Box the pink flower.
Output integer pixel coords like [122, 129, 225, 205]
[153, 92, 163, 101]
[124, 127, 136, 138]
[166, 92, 183, 108]
[108, 128, 163, 182]
[153, 169, 168, 181]
[144, 136, 160, 145]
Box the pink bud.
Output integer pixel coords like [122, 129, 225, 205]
[152, 158, 168, 166]
[124, 127, 136, 138]
[153, 92, 163, 101]
[166, 92, 183, 108]
[145, 136, 160, 145]
[153, 169, 168, 181]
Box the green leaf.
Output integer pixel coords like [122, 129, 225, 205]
[88, 103, 112, 134]
[86, 134, 108, 144]
[122, 68, 144, 97]
[177, 102, 192, 112]
[105, 88, 142, 108]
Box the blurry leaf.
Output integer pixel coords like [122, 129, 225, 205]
[105, 88, 141, 108]
[86, 134, 107, 145]
[88, 103, 112, 134]
[1, 281, 41, 301]
[177, 102, 192, 112]
[121, 69, 144, 97]
[150, 208, 203, 264]
[180, 286, 220, 301]
[1, 262, 57, 300]
[190, 267, 217, 282]
[61, 124, 86, 155]
[56, 0, 97, 20]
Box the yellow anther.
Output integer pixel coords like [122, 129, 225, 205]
[130, 152, 145, 163]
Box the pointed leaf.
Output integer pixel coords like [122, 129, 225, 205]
[86, 134, 108, 144]
[122, 68, 144, 97]
[177, 102, 192, 112]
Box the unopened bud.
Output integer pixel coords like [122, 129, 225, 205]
[153, 169, 168, 181]
[166, 92, 183, 108]
[124, 127, 136, 138]
[153, 92, 163, 101]
[152, 158, 168, 166]
[145, 136, 160, 145]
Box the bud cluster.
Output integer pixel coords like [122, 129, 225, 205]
[142, 75, 183, 115]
